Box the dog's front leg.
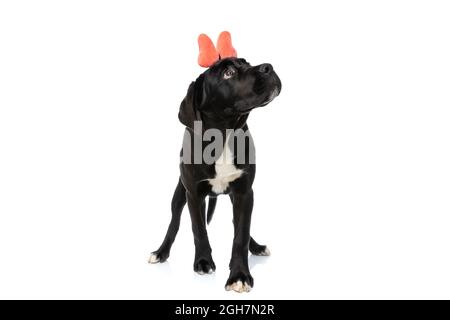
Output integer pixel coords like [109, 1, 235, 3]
[226, 189, 254, 293]
[186, 191, 216, 275]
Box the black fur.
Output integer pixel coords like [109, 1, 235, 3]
[151, 57, 281, 291]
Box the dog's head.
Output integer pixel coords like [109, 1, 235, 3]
[179, 57, 282, 129]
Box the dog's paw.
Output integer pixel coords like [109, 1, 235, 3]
[194, 257, 216, 275]
[148, 250, 169, 264]
[225, 271, 254, 293]
[226, 280, 252, 293]
[251, 245, 271, 256]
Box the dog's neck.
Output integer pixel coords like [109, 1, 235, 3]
[200, 112, 249, 132]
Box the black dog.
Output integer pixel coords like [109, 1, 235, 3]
[150, 57, 281, 292]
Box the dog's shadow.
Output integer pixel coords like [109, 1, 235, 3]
[150, 260, 173, 276]
[249, 254, 270, 270]
[149, 254, 269, 275]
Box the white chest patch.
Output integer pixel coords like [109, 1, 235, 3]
[208, 137, 243, 194]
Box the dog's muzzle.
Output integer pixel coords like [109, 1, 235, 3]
[257, 64, 282, 106]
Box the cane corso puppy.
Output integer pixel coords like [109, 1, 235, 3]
[150, 57, 281, 292]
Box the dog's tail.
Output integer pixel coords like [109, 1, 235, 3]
[206, 196, 217, 224]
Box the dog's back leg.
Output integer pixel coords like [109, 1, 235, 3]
[229, 194, 271, 257]
[249, 237, 271, 256]
[149, 178, 186, 263]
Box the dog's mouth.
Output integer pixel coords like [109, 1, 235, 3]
[235, 86, 280, 114]
[260, 86, 280, 107]
[254, 72, 282, 108]
[233, 72, 282, 113]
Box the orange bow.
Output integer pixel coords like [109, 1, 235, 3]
[198, 31, 237, 68]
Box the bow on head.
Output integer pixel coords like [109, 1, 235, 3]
[198, 31, 237, 68]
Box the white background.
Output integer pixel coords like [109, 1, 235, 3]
[1, 1, 449, 300]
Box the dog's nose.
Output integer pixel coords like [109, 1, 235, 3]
[259, 63, 273, 74]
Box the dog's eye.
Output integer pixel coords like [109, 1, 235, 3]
[223, 68, 236, 80]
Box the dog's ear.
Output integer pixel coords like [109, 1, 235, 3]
[178, 74, 205, 130]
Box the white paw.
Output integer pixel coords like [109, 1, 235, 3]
[196, 268, 214, 275]
[254, 247, 271, 256]
[148, 253, 160, 264]
[225, 281, 252, 293]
